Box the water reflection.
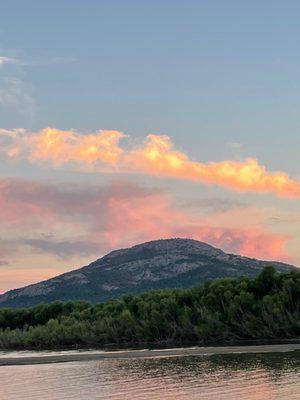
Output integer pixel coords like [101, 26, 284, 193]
[0, 352, 299, 400]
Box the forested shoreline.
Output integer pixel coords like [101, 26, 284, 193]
[0, 267, 299, 349]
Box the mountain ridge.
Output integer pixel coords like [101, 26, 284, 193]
[0, 238, 295, 308]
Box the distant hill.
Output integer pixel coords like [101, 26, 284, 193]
[0, 238, 295, 308]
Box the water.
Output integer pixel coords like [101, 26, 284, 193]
[0, 350, 299, 399]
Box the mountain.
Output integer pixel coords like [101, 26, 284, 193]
[0, 238, 295, 308]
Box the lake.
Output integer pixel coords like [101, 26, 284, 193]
[0, 347, 299, 399]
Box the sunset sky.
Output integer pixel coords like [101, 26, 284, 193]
[0, 1, 300, 293]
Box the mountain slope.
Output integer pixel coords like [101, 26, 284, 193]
[0, 238, 295, 308]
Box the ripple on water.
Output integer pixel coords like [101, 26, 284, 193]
[0, 352, 299, 400]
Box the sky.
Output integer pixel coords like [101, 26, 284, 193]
[0, 1, 300, 293]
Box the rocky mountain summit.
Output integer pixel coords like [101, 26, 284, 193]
[0, 238, 294, 308]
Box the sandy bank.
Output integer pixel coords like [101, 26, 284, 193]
[0, 343, 299, 366]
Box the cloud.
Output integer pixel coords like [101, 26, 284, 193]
[0, 52, 75, 118]
[0, 177, 291, 264]
[23, 239, 100, 259]
[178, 197, 248, 213]
[0, 52, 36, 118]
[0, 240, 14, 268]
[19, 56, 76, 67]
[0, 177, 295, 292]
[0, 128, 299, 199]
[228, 142, 243, 150]
[0, 77, 35, 118]
[86, 189, 290, 262]
[0, 55, 75, 68]
[0, 56, 18, 66]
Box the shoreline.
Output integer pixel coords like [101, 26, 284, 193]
[0, 343, 299, 367]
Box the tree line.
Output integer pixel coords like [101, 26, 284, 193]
[0, 267, 299, 349]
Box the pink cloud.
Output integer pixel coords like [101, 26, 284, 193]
[88, 192, 290, 262]
[0, 177, 293, 292]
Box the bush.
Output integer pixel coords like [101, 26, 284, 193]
[0, 267, 299, 349]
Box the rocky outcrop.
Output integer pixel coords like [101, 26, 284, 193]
[0, 238, 294, 308]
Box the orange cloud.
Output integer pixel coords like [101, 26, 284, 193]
[1, 128, 125, 168]
[1, 128, 300, 198]
[132, 135, 300, 198]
